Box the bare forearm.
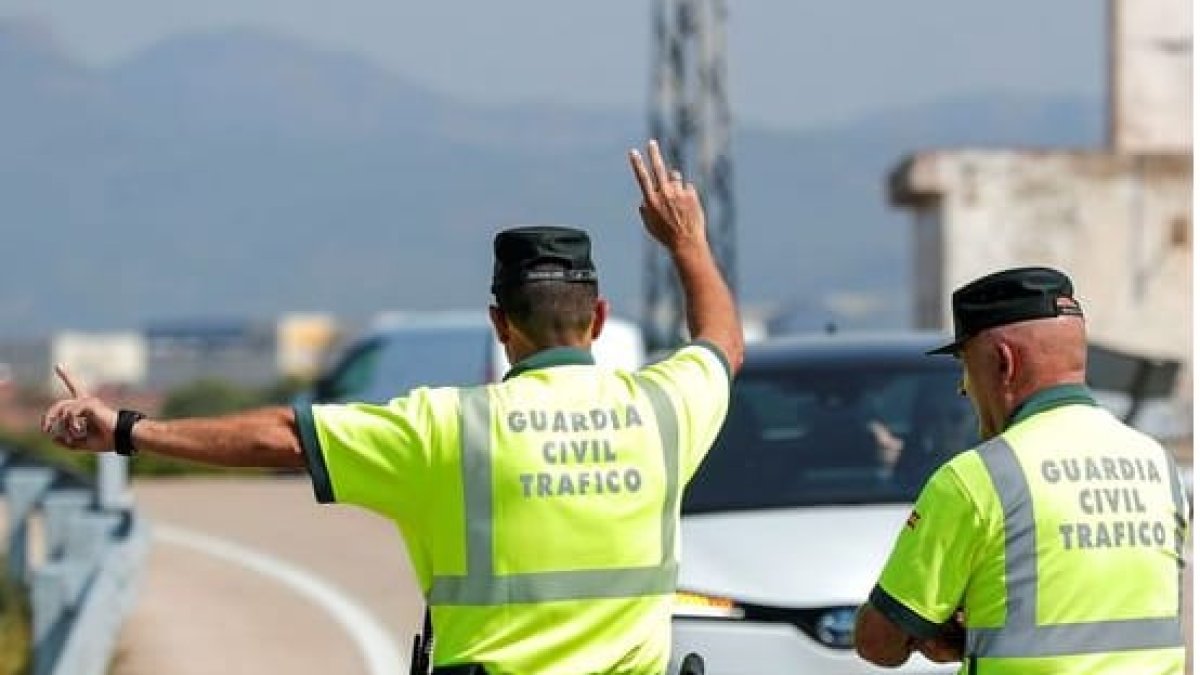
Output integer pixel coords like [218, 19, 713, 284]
[627, 139, 743, 372]
[672, 241, 744, 374]
[132, 406, 306, 469]
[854, 604, 916, 667]
[862, 639, 915, 668]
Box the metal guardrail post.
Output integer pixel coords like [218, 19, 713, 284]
[49, 515, 151, 675]
[2, 448, 150, 675]
[62, 512, 123, 563]
[32, 512, 122, 675]
[5, 467, 55, 583]
[41, 490, 92, 560]
[32, 559, 90, 675]
[31, 563, 67, 675]
[96, 454, 132, 512]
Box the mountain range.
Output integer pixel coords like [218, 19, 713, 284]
[0, 17, 1104, 338]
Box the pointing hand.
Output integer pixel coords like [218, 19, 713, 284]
[41, 364, 118, 453]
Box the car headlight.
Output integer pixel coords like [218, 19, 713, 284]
[812, 607, 857, 649]
[672, 595, 861, 651]
[672, 591, 745, 619]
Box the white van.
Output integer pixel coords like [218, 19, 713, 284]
[306, 310, 646, 404]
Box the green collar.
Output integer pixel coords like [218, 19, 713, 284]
[503, 346, 595, 381]
[1007, 383, 1097, 428]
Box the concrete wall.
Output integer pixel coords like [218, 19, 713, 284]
[1109, 0, 1192, 153]
[894, 150, 1191, 362]
[890, 149, 1192, 428]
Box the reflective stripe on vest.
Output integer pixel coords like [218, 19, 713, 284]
[966, 436, 1186, 658]
[428, 379, 681, 606]
[1161, 442, 1190, 620]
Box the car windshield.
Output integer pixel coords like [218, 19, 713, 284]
[314, 327, 493, 404]
[683, 360, 978, 514]
[369, 327, 493, 398]
[314, 338, 384, 403]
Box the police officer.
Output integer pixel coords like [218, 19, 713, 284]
[853, 267, 1190, 673]
[41, 138, 743, 675]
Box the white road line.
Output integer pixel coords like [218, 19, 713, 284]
[154, 523, 405, 675]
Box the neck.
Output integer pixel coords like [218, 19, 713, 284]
[1006, 372, 1087, 419]
[509, 339, 591, 365]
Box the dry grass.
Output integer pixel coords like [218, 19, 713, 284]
[0, 566, 29, 675]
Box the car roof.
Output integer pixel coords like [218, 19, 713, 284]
[742, 331, 956, 371]
[371, 310, 491, 334]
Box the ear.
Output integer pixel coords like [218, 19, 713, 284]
[996, 340, 1017, 386]
[488, 305, 511, 344]
[591, 298, 610, 340]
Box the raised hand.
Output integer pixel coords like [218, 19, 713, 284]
[41, 364, 118, 453]
[628, 139, 708, 253]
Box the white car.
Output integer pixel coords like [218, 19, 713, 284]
[669, 333, 975, 674]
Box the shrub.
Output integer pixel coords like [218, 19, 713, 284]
[0, 562, 30, 675]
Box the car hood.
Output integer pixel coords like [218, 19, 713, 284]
[678, 504, 913, 607]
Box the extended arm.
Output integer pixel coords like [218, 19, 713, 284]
[131, 408, 304, 468]
[628, 140, 743, 374]
[42, 365, 305, 468]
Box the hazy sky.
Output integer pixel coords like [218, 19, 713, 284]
[0, 1, 1105, 130]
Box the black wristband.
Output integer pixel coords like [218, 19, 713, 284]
[115, 409, 147, 457]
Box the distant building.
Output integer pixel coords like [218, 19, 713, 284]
[276, 312, 341, 379]
[0, 339, 52, 387]
[888, 0, 1191, 437]
[143, 319, 278, 390]
[51, 332, 146, 389]
[0, 313, 345, 394]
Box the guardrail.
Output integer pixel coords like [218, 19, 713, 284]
[1, 446, 150, 675]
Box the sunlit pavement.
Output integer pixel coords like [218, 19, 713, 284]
[111, 476, 423, 675]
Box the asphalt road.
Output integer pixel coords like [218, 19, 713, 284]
[112, 476, 423, 675]
[112, 476, 1193, 675]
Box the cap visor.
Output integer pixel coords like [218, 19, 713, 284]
[925, 340, 962, 356]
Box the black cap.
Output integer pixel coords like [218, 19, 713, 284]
[491, 226, 598, 294]
[928, 266, 1084, 355]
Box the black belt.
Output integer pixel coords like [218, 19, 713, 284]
[431, 653, 703, 674]
[431, 665, 488, 675]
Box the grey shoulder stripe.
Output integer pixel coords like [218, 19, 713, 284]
[1159, 444, 1189, 617]
[458, 386, 493, 578]
[976, 437, 1038, 630]
[635, 375, 681, 565]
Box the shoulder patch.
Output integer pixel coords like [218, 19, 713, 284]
[906, 510, 922, 530]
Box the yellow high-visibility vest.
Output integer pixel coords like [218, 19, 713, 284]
[296, 343, 730, 674]
[872, 385, 1189, 674]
